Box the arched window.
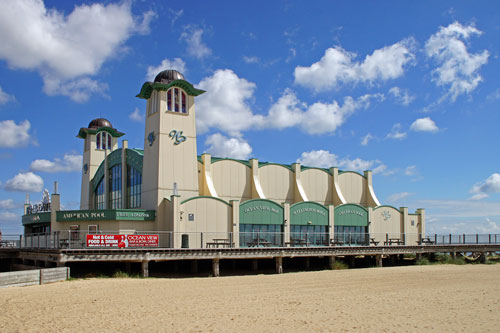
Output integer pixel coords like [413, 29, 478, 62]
[166, 88, 187, 114]
[108, 164, 122, 209]
[94, 178, 105, 210]
[127, 165, 142, 208]
[96, 131, 112, 150]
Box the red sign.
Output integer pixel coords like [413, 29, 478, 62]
[86, 234, 159, 248]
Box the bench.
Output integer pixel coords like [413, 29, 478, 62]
[247, 239, 272, 247]
[330, 240, 344, 246]
[418, 237, 435, 245]
[206, 239, 234, 248]
[370, 238, 380, 246]
[384, 238, 404, 245]
[285, 238, 309, 247]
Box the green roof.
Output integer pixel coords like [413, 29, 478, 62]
[136, 80, 205, 99]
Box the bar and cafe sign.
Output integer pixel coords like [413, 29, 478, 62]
[57, 209, 156, 222]
[86, 234, 159, 248]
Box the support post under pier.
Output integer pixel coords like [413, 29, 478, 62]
[375, 254, 383, 267]
[275, 257, 283, 274]
[212, 258, 220, 277]
[141, 260, 149, 278]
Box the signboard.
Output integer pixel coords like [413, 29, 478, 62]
[239, 199, 283, 225]
[291, 202, 328, 226]
[334, 204, 368, 227]
[57, 209, 156, 222]
[22, 212, 51, 225]
[86, 234, 159, 248]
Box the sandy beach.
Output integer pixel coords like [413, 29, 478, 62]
[1, 264, 499, 332]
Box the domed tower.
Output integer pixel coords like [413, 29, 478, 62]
[136, 70, 205, 209]
[77, 118, 124, 209]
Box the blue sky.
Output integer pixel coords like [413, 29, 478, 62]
[1, 0, 500, 234]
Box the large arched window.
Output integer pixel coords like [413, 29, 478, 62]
[94, 178, 105, 210]
[167, 87, 187, 114]
[108, 164, 122, 209]
[127, 165, 142, 208]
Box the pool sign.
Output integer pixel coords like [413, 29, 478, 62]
[86, 234, 159, 248]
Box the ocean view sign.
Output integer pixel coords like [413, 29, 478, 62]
[334, 204, 368, 227]
[57, 209, 156, 222]
[240, 199, 283, 225]
[291, 202, 328, 226]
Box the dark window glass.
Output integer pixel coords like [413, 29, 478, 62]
[290, 225, 329, 246]
[181, 91, 187, 113]
[108, 164, 122, 209]
[127, 165, 142, 208]
[239, 224, 282, 247]
[107, 133, 111, 149]
[94, 178, 105, 209]
[167, 89, 172, 111]
[96, 132, 101, 149]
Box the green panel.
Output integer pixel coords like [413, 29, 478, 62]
[22, 212, 51, 226]
[240, 199, 283, 225]
[290, 202, 328, 226]
[107, 149, 122, 168]
[136, 80, 205, 99]
[56, 209, 155, 222]
[334, 204, 368, 227]
[126, 148, 143, 173]
[77, 127, 125, 139]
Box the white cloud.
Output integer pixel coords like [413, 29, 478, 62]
[0, 86, 15, 105]
[0, 211, 18, 221]
[204, 133, 252, 160]
[243, 56, 259, 64]
[405, 165, 418, 176]
[386, 123, 407, 140]
[410, 117, 439, 132]
[470, 173, 500, 200]
[389, 86, 415, 106]
[196, 69, 260, 136]
[0, 120, 32, 148]
[297, 149, 387, 174]
[146, 58, 186, 81]
[297, 150, 337, 168]
[387, 192, 413, 203]
[4, 172, 43, 192]
[129, 107, 144, 122]
[180, 26, 212, 59]
[168, 8, 183, 27]
[294, 38, 415, 91]
[361, 133, 374, 146]
[0, 199, 16, 209]
[0, 1, 154, 102]
[425, 22, 489, 102]
[30, 154, 82, 173]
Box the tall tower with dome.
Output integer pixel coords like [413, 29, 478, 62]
[136, 70, 205, 210]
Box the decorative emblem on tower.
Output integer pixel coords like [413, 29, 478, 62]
[83, 163, 88, 174]
[169, 130, 186, 145]
[148, 131, 155, 146]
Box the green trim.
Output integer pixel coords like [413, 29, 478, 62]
[211, 157, 251, 168]
[180, 196, 232, 206]
[240, 199, 284, 225]
[338, 170, 366, 178]
[136, 80, 205, 99]
[107, 149, 122, 169]
[22, 212, 51, 226]
[197, 156, 203, 164]
[373, 205, 401, 211]
[126, 148, 143, 173]
[290, 202, 328, 226]
[91, 162, 105, 193]
[258, 162, 294, 172]
[77, 127, 125, 139]
[57, 209, 156, 222]
[300, 166, 332, 175]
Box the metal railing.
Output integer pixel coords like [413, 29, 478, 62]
[2, 232, 500, 250]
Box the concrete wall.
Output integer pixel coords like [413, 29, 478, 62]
[371, 206, 403, 242]
[338, 172, 367, 206]
[301, 169, 333, 205]
[259, 165, 294, 203]
[0, 267, 70, 288]
[212, 160, 251, 202]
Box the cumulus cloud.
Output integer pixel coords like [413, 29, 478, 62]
[387, 192, 413, 203]
[296, 149, 387, 174]
[0, 1, 154, 102]
[196, 69, 260, 136]
[389, 86, 415, 106]
[425, 22, 489, 102]
[145, 58, 186, 81]
[129, 107, 144, 122]
[30, 154, 82, 173]
[180, 25, 212, 59]
[405, 165, 418, 176]
[0, 199, 16, 209]
[294, 38, 415, 91]
[0, 120, 32, 148]
[410, 117, 439, 132]
[470, 173, 500, 200]
[4, 172, 43, 192]
[0, 86, 15, 105]
[204, 133, 252, 160]
[361, 133, 374, 146]
[386, 123, 407, 140]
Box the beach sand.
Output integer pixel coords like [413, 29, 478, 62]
[1, 264, 499, 332]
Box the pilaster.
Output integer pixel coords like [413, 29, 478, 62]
[283, 202, 291, 244]
[231, 200, 240, 247]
